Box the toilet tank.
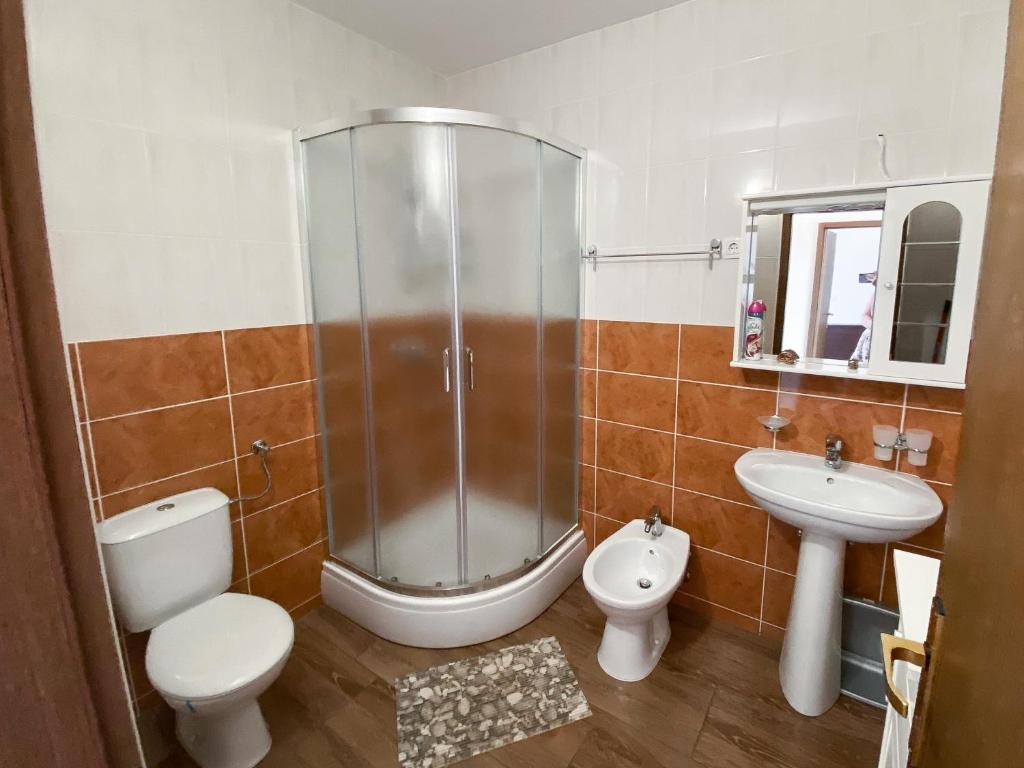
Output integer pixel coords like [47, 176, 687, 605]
[97, 488, 232, 632]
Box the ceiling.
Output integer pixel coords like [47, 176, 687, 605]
[295, 0, 684, 75]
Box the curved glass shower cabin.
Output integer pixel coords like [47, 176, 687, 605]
[299, 109, 583, 603]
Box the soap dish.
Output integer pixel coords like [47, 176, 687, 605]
[758, 414, 790, 433]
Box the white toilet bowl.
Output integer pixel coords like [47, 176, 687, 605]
[582, 519, 690, 682]
[147, 592, 294, 768]
[98, 489, 297, 768]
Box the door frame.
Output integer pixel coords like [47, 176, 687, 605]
[0, 2, 139, 765]
[806, 219, 882, 358]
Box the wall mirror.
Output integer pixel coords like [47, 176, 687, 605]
[733, 179, 991, 388]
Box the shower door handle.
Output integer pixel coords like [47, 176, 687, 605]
[442, 347, 451, 393]
[465, 347, 475, 391]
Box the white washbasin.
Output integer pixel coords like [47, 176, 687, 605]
[734, 449, 942, 543]
[733, 447, 942, 719]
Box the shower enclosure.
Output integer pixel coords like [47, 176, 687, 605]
[297, 108, 586, 647]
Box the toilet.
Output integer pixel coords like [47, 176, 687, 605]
[97, 488, 294, 768]
[582, 519, 690, 682]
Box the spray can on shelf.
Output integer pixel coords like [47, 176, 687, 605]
[744, 299, 767, 360]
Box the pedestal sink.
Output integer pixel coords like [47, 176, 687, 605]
[734, 448, 942, 717]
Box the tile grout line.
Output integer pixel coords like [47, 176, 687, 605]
[242, 486, 324, 519]
[759, 377, 783, 632]
[676, 592, 761, 625]
[98, 432, 320, 503]
[592, 321, 600, 534]
[248, 536, 327, 580]
[879, 385, 913, 603]
[669, 324, 681, 528]
[84, 377, 317, 425]
[99, 457, 237, 500]
[221, 330, 251, 593]
[75, 344, 106, 519]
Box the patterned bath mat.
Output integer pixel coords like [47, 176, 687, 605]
[395, 636, 591, 767]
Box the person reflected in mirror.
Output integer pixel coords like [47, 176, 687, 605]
[852, 271, 877, 363]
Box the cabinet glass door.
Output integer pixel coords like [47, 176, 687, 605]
[870, 181, 990, 385]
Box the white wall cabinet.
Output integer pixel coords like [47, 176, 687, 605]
[733, 177, 992, 389]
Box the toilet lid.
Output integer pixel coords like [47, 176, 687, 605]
[146, 593, 294, 701]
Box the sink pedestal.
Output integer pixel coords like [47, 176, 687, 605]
[780, 530, 845, 717]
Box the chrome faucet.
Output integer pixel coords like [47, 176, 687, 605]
[824, 434, 844, 470]
[644, 506, 664, 538]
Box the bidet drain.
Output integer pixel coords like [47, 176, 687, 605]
[638, 577, 653, 589]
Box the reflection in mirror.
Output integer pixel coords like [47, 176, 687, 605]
[746, 208, 883, 363]
[891, 201, 961, 364]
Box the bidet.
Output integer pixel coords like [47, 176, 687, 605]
[582, 519, 690, 682]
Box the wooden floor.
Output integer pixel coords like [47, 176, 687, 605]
[157, 580, 883, 768]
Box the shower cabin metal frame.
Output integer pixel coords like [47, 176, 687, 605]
[295, 107, 587, 598]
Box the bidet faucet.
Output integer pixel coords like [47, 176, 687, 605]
[825, 434, 844, 470]
[644, 506, 664, 537]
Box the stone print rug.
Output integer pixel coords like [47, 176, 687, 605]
[395, 636, 592, 767]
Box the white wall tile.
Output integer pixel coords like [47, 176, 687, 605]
[710, 55, 783, 155]
[48, 233, 233, 341]
[136, 0, 227, 138]
[550, 32, 600, 105]
[700, 256, 742, 326]
[24, 0, 145, 126]
[712, 0, 785, 67]
[947, 10, 1008, 174]
[865, 0, 959, 34]
[550, 98, 598, 151]
[217, 0, 296, 144]
[223, 242, 307, 329]
[29, 0, 443, 342]
[650, 70, 712, 164]
[860, 21, 959, 138]
[229, 140, 300, 244]
[855, 129, 947, 182]
[588, 162, 647, 248]
[149, 133, 233, 237]
[775, 141, 859, 190]
[37, 114, 154, 233]
[598, 16, 654, 95]
[706, 150, 774, 240]
[596, 86, 652, 170]
[781, 0, 867, 49]
[652, 0, 714, 80]
[645, 161, 708, 246]
[777, 39, 863, 147]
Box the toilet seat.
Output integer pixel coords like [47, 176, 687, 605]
[147, 592, 294, 702]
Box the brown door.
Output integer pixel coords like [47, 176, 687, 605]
[0, 2, 138, 765]
[904, 2, 1024, 765]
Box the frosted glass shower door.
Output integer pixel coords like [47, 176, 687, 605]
[540, 143, 581, 551]
[352, 123, 460, 587]
[454, 126, 541, 582]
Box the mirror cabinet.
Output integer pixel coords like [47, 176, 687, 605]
[732, 178, 991, 388]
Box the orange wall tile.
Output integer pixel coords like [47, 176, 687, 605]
[90, 398, 235, 494]
[597, 371, 676, 431]
[225, 324, 312, 392]
[598, 320, 678, 377]
[596, 420, 674, 484]
[595, 469, 672, 524]
[78, 331, 227, 419]
[673, 491, 767, 564]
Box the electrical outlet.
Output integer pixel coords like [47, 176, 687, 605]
[723, 238, 742, 258]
